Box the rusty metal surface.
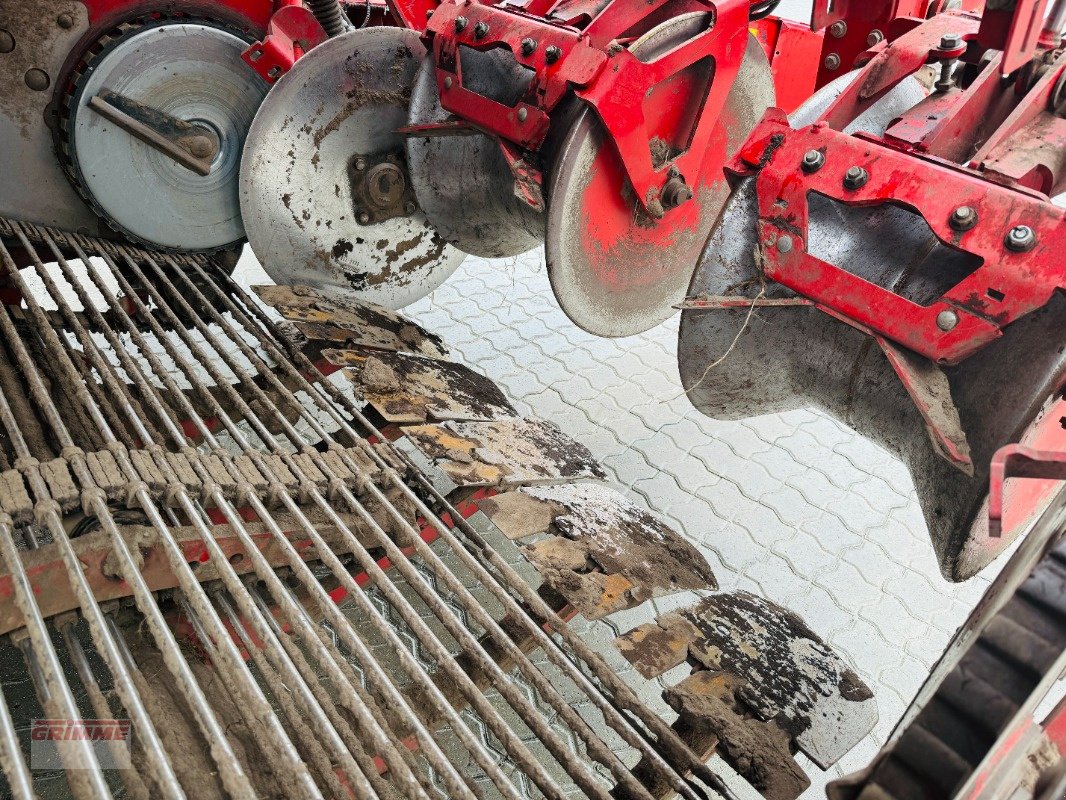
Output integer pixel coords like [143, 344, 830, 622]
[402, 418, 607, 488]
[239, 27, 465, 309]
[341, 350, 518, 423]
[478, 483, 717, 619]
[252, 282, 449, 358]
[616, 591, 879, 770]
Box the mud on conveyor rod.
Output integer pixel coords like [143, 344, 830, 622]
[0, 216, 875, 800]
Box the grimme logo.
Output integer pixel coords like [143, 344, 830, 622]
[30, 719, 131, 769]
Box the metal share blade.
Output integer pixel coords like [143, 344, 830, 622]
[240, 27, 465, 309]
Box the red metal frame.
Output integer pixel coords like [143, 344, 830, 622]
[727, 6, 1065, 365]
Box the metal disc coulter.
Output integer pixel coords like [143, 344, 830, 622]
[240, 27, 466, 309]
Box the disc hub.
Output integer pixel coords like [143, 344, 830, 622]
[350, 152, 416, 224]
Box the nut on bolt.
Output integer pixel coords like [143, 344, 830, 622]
[949, 205, 977, 231]
[473, 21, 489, 38]
[867, 29, 884, 46]
[824, 53, 841, 70]
[829, 21, 847, 38]
[662, 177, 692, 209]
[939, 32, 963, 50]
[521, 37, 537, 56]
[843, 166, 869, 190]
[545, 45, 562, 64]
[354, 157, 367, 171]
[801, 150, 825, 173]
[1004, 224, 1037, 252]
[454, 15, 468, 32]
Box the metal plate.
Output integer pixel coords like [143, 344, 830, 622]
[240, 28, 465, 309]
[69, 23, 267, 250]
[252, 284, 449, 359]
[341, 351, 517, 423]
[401, 418, 606, 487]
[405, 54, 544, 258]
[477, 483, 716, 619]
[544, 27, 773, 337]
[616, 591, 879, 769]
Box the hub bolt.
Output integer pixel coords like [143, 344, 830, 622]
[824, 53, 841, 70]
[521, 37, 537, 56]
[0, 30, 13, 54]
[545, 45, 562, 63]
[454, 15, 468, 32]
[357, 211, 371, 224]
[867, 29, 884, 46]
[354, 157, 367, 171]
[949, 205, 978, 231]
[801, 149, 825, 173]
[1005, 224, 1037, 252]
[404, 201, 417, 214]
[936, 309, 958, 331]
[473, 21, 489, 38]
[829, 21, 847, 38]
[843, 165, 869, 190]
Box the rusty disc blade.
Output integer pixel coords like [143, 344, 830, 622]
[240, 28, 465, 309]
[544, 21, 773, 337]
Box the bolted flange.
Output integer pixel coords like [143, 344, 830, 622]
[1004, 224, 1037, 252]
[949, 205, 978, 231]
[843, 166, 869, 190]
[801, 150, 825, 173]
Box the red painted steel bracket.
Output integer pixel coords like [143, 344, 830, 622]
[988, 444, 1066, 538]
[734, 114, 1066, 365]
[242, 4, 329, 83]
[426, 0, 750, 213]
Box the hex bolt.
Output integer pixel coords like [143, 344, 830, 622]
[404, 201, 417, 214]
[829, 20, 847, 38]
[357, 211, 371, 224]
[662, 177, 692, 209]
[24, 68, 49, 91]
[936, 309, 958, 331]
[517, 107, 528, 123]
[545, 45, 562, 64]
[57, 13, 74, 29]
[473, 21, 489, 38]
[949, 205, 978, 231]
[354, 157, 367, 171]
[454, 15, 468, 32]
[824, 53, 841, 70]
[444, 75, 453, 89]
[843, 165, 869, 190]
[0, 30, 13, 54]
[939, 32, 963, 50]
[776, 234, 794, 254]
[867, 29, 884, 46]
[1004, 224, 1037, 252]
[521, 37, 537, 56]
[801, 149, 825, 173]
